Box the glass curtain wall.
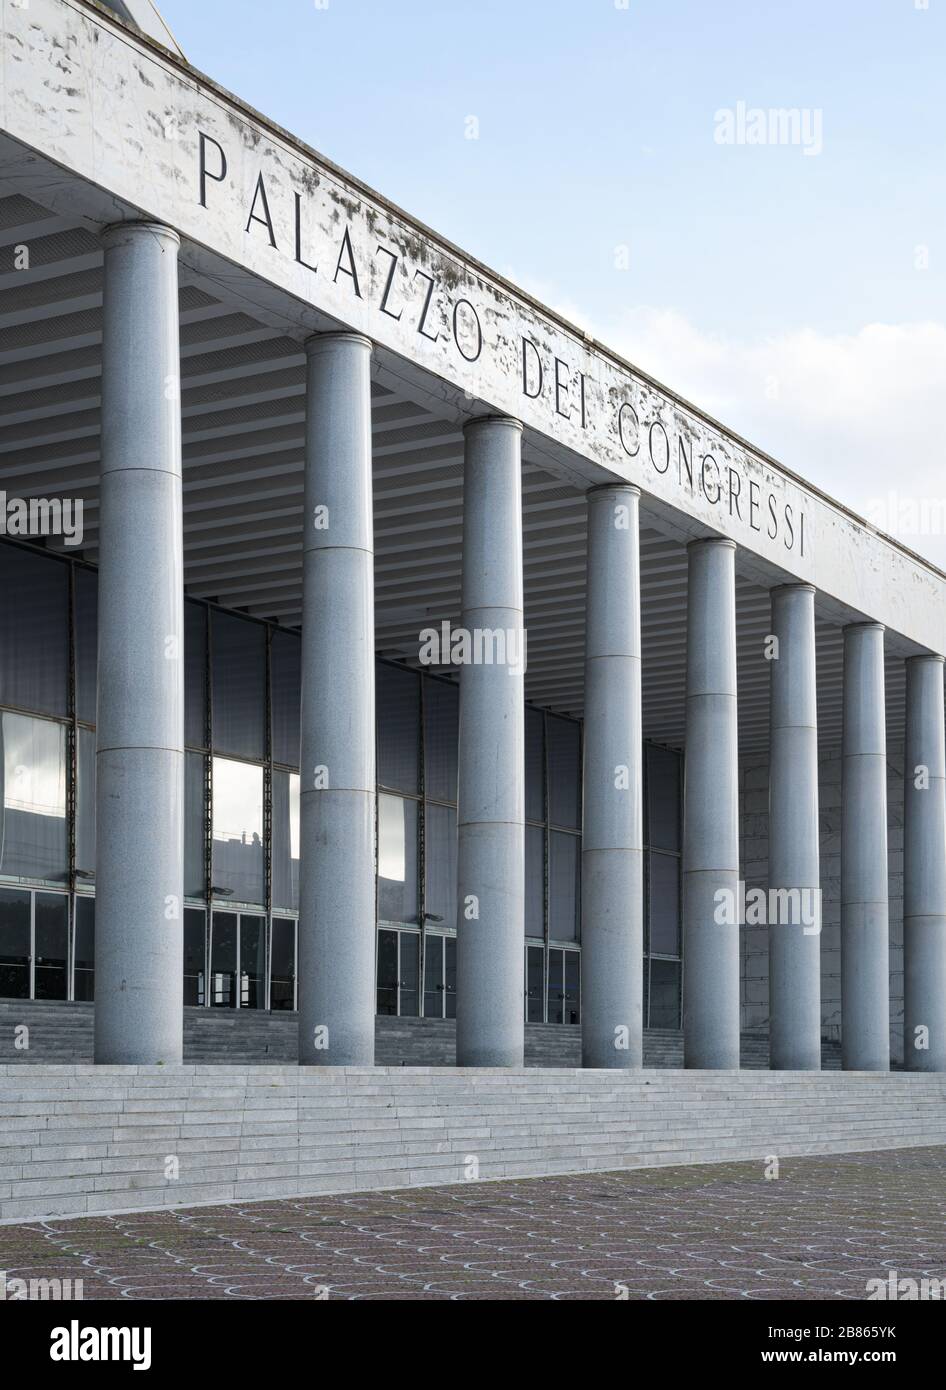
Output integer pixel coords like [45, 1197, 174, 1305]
[0, 539, 683, 1030]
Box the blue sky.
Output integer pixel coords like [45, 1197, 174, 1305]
[157, 0, 946, 563]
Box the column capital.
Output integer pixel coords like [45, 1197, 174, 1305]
[687, 535, 736, 553]
[100, 221, 180, 251]
[587, 482, 640, 500]
[906, 651, 946, 666]
[463, 414, 522, 436]
[771, 582, 816, 597]
[844, 620, 885, 634]
[304, 330, 372, 355]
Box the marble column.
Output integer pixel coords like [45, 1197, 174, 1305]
[683, 538, 740, 1069]
[95, 223, 184, 1064]
[768, 584, 821, 1070]
[455, 417, 525, 1068]
[298, 333, 376, 1066]
[581, 484, 643, 1068]
[841, 622, 889, 1071]
[903, 653, 946, 1071]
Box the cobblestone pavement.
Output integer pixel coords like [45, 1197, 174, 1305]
[1, 1146, 945, 1301]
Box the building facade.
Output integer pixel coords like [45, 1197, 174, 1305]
[0, 0, 944, 1074]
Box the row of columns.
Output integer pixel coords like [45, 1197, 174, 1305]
[93, 222, 946, 1074]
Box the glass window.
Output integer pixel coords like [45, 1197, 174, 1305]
[272, 770, 300, 911]
[0, 886, 30, 999]
[75, 567, 98, 725]
[548, 947, 564, 1025]
[647, 744, 681, 851]
[240, 914, 265, 1009]
[423, 677, 458, 803]
[211, 611, 265, 760]
[377, 928, 398, 1015]
[211, 757, 264, 905]
[649, 958, 681, 1029]
[377, 663, 420, 793]
[270, 917, 296, 1012]
[183, 907, 206, 1006]
[648, 850, 681, 956]
[271, 630, 301, 768]
[564, 950, 580, 1025]
[210, 910, 238, 1007]
[548, 831, 579, 942]
[34, 891, 67, 1000]
[0, 545, 68, 716]
[525, 707, 544, 822]
[185, 602, 208, 750]
[74, 896, 95, 1001]
[547, 715, 580, 830]
[525, 823, 544, 938]
[444, 935, 456, 1019]
[1, 712, 67, 882]
[526, 943, 544, 1023]
[424, 802, 456, 930]
[378, 794, 418, 924]
[185, 753, 206, 900]
[399, 931, 420, 1017]
[76, 727, 96, 882]
[424, 932, 443, 1017]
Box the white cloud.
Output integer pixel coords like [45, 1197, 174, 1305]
[512, 272, 946, 570]
[616, 311, 946, 569]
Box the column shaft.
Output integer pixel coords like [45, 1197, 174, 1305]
[683, 538, 740, 1069]
[581, 485, 643, 1068]
[456, 417, 525, 1067]
[768, 584, 821, 1070]
[298, 333, 376, 1066]
[903, 654, 946, 1071]
[95, 223, 184, 1064]
[841, 622, 890, 1070]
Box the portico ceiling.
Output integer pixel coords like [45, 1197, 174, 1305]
[0, 189, 907, 751]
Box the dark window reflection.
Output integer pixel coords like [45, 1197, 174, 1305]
[183, 907, 206, 1007]
[240, 915, 265, 1009]
[211, 611, 265, 760]
[649, 958, 681, 1029]
[75, 568, 98, 725]
[210, 911, 237, 1008]
[0, 887, 30, 999]
[526, 944, 544, 1023]
[377, 928, 398, 1015]
[399, 932, 419, 1017]
[0, 712, 68, 882]
[0, 545, 68, 716]
[423, 932, 443, 1018]
[423, 677, 457, 803]
[270, 917, 296, 1011]
[185, 602, 208, 750]
[73, 897, 95, 1002]
[444, 935, 456, 1019]
[34, 892, 67, 1000]
[377, 664, 420, 793]
[648, 850, 681, 956]
[271, 630, 301, 768]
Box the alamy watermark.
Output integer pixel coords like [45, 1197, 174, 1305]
[867, 1269, 946, 1300]
[864, 491, 946, 538]
[1, 1269, 84, 1300]
[0, 492, 84, 547]
[714, 882, 822, 933]
[418, 620, 527, 675]
[714, 101, 823, 157]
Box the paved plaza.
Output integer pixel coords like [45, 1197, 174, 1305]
[1, 1145, 944, 1301]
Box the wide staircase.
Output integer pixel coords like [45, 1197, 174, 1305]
[0, 1000, 845, 1068]
[0, 1062, 940, 1223]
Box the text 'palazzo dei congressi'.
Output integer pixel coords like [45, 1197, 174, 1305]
[1, 0, 945, 1119]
